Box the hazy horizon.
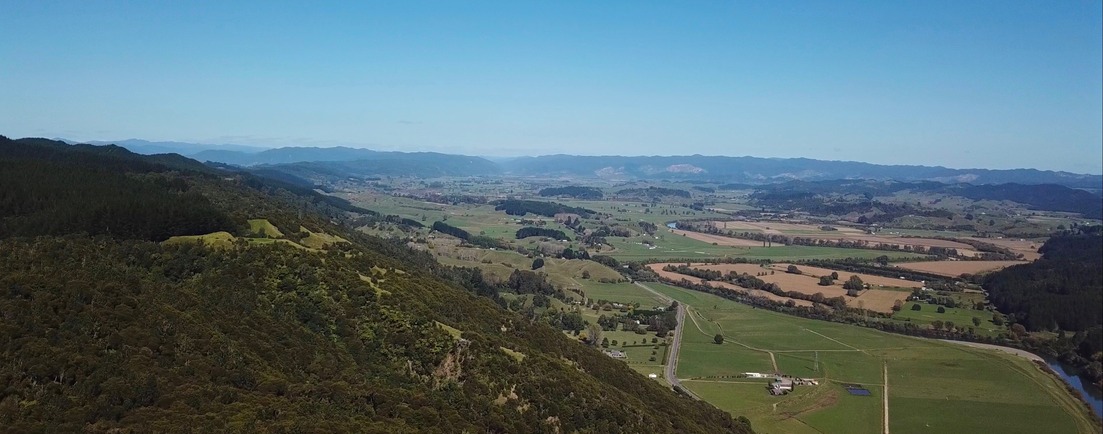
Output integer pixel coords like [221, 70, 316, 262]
[34, 136, 1095, 175]
[3, 2, 1101, 174]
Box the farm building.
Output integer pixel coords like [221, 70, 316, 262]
[604, 350, 626, 359]
[744, 372, 769, 378]
[771, 378, 794, 392]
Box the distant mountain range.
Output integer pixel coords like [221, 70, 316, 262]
[64, 139, 1102, 190]
[63, 138, 268, 156]
[500, 155, 1103, 189]
[742, 179, 1103, 219]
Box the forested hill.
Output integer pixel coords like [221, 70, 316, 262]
[0, 136, 752, 433]
[983, 233, 1103, 332]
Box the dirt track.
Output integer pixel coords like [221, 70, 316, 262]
[938, 339, 1044, 362]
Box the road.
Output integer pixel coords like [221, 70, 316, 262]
[938, 339, 1044, 362]
[883, 361, 890, 434]
[634, 282, 700, 400]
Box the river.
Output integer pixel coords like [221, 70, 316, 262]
[1045, 359, 1102, 418]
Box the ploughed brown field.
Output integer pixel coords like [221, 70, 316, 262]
[649, 262, 912, 313]
[895, 260, 1029, 277]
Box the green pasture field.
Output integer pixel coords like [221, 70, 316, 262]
[640, 282, 1099, 434]
[247, 218, 285, 237]
[576, 282, 668, 307]
[556, 199, 730, 225]
[434, 248, 622, 290]
[891, 301, 1004, 337]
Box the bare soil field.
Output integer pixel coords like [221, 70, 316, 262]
[966, 237, 1043, 261]
[851, 289, 910, 312]
[895, 260, 1029, 277]
[648, 264, 813, 307]
[670, 229, 764, 247]
[649, 263, 909, 312]
[766, 263, 925, 288]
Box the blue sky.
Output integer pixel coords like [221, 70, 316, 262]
[2, 1, 1100, 173]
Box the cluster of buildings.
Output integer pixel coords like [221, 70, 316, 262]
[743, 373, 819, 396]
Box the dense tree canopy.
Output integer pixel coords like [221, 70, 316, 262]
[537, 186, 603, 200]
[984, 234, 1102, 332]
[0, 137, 754, 433]
[493, 199, 595, 217]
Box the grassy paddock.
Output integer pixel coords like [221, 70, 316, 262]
[640, 282, 1098, 434]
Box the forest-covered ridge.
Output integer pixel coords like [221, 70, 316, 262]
[0, 136, 752, 433]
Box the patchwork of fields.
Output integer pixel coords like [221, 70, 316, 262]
[338, 187, 1097, 433]
[705, 220, 983, 256]
[648, 262, 916, 313]
[642, 283, 1099, 434]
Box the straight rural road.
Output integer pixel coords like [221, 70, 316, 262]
[634, 282, 700, 400]
[883, 361, 890, 434]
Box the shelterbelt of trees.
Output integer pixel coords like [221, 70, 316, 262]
[0, 136, 753, 434]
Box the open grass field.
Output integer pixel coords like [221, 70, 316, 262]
[163, 231, 238, 249]
[577, 282, 668, 308]
[636, 282, 1099, 434]
[892, 302, 1003, 336]
[895, 260, 1029, 277]
[671, 229, 764, 246]
[433, 246, 623, 291]
[247, 218, 285, 238]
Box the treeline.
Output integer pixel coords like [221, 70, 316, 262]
[493, 199, 595, 217]
[516, 227, 570, 240]
[538, 186, 603, 200]
[431, 221, 502, 249]
[801, 259, 949, 285]
[432, 221, 471, 239]
[616, 186, 691, 199]
[675, 220, 965, 258]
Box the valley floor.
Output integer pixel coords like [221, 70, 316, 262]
[639, 282, 1099, 434]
